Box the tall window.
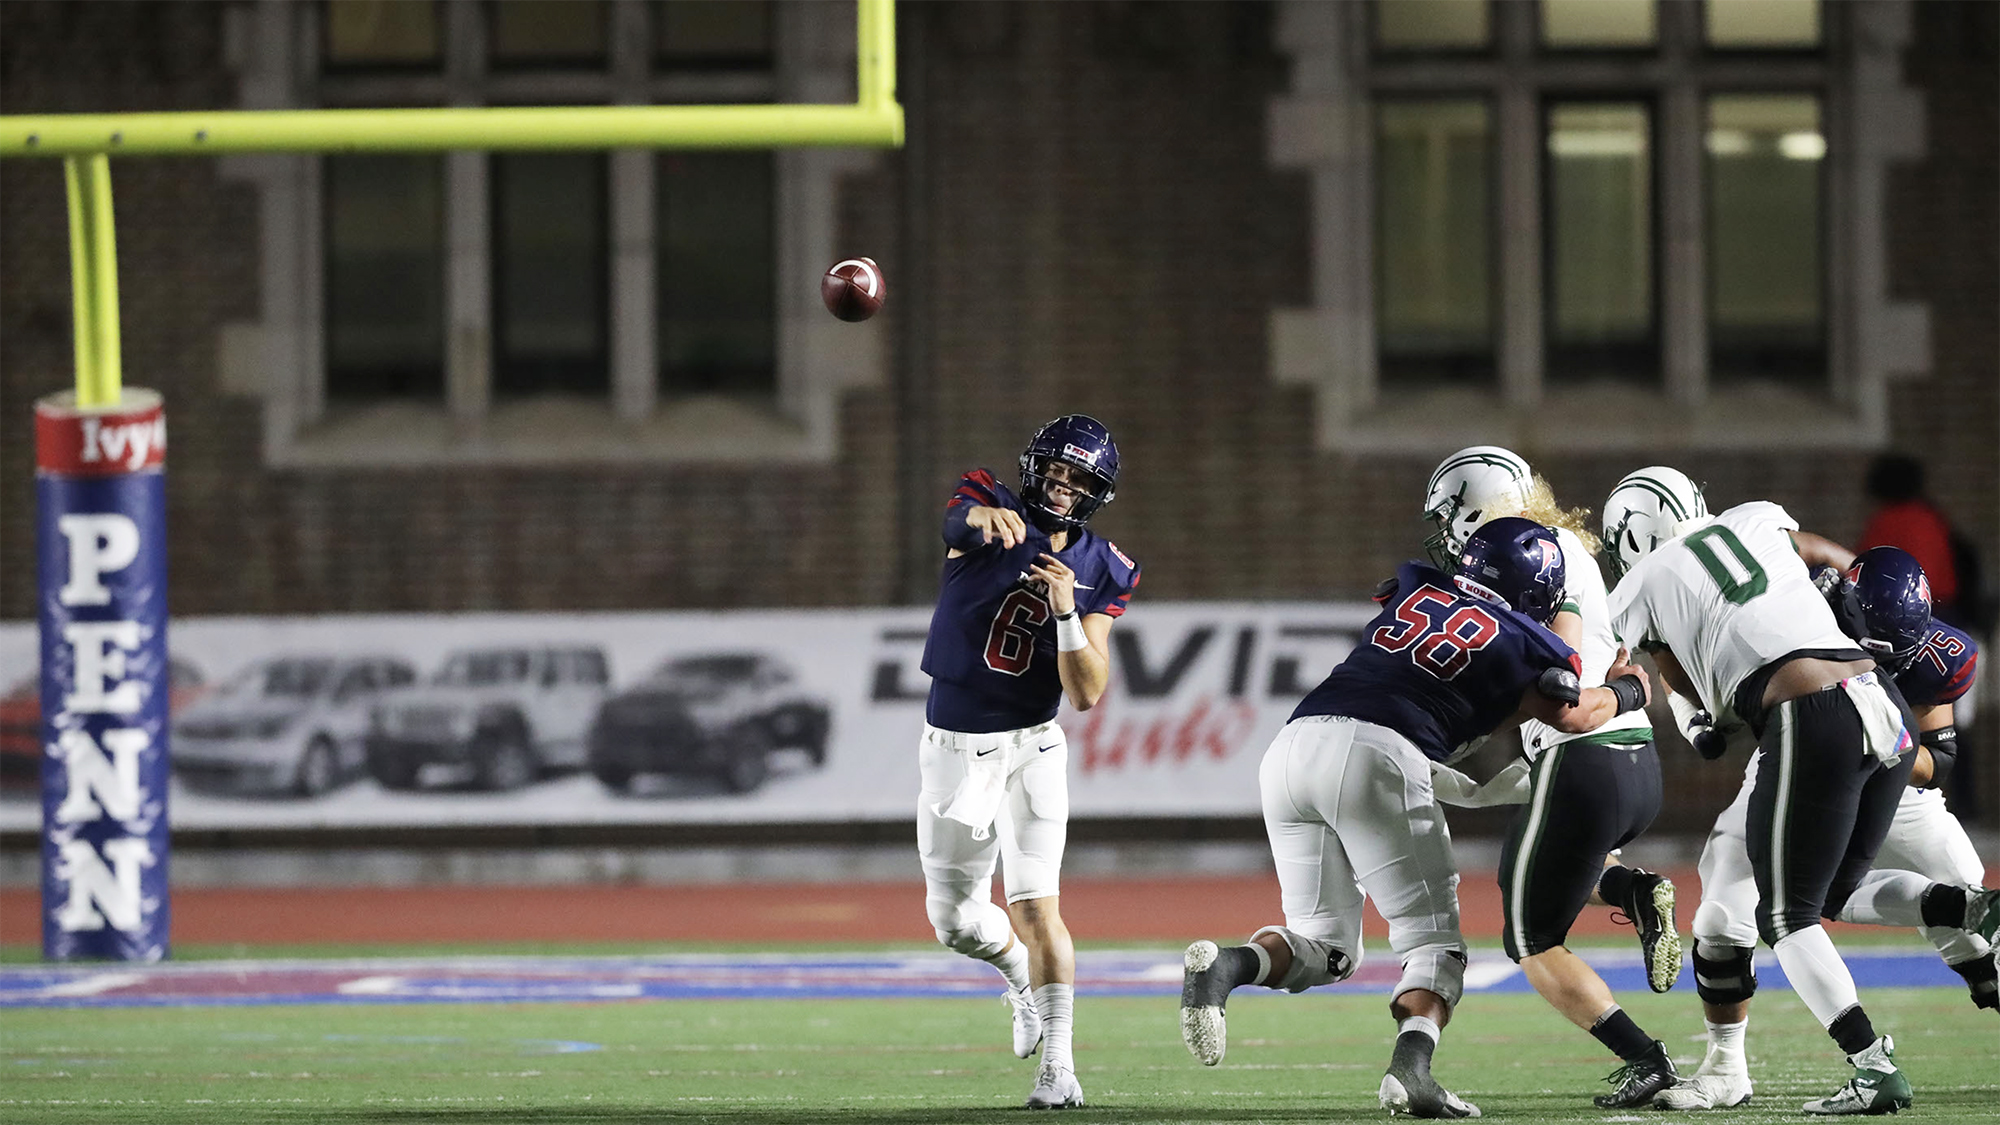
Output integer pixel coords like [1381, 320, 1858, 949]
[318, 0, 779, 407]
[1364, 0, 1829, 399]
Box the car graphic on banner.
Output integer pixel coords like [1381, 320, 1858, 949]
[172, 655, 418, 797]
[587, 653, 831, 794]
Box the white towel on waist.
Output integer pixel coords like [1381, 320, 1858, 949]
[1841, 672, 1912, 766]
[931, 744, 1009, 841]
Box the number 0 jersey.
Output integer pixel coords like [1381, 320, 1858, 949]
[1607, 501, 1854, 727]
[922, 470, 1140, 734]
[1291, 561, 1582, 763]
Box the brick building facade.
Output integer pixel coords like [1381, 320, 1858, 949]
[3, 1, 1994, 829]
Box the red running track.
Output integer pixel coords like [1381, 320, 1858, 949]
[0, 869, 1702, 946]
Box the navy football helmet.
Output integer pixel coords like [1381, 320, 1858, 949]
[1453, 516, 1567, 625]
[1845, 546, 1934, 671]
[1019, 414, 1119, 533]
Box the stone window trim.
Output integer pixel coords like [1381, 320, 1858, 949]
[218, 0, 886, 468]
[1267, 0, 1930, 454]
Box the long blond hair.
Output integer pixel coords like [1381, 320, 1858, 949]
[1522, 474, 1602, 555]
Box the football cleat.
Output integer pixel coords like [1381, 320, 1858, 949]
[1179, 940, 1234, 1066]
[1025, 1063, 1085, 1109]
[1964, 887, 2000, 943]
[1379, 1033, 1481, 1119]
[1592, 1047, 1677, 1109]
[1007, 985, 1044, 1059]
[1625, 870, 1683, 993]
[1654, 1071, 1754, 1110]
[1802, 1037, 1911, 1116]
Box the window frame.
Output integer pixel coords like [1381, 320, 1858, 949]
[1267, 0, 1928, 453]
[220, 0, 887, 468]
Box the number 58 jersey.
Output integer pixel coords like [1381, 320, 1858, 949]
[921, 470, 1140, 735]
[1290, 561, 1582, 763]
[1607, 501, 1854, 727]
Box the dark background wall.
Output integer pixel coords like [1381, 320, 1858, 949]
[4, 1, 1994, 829]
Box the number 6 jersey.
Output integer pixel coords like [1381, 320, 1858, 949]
[921, 469, 1141, 734]
[1607, 501, 1855, 728]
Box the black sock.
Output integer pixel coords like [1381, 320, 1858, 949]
[1598, 864, 1639, 910]
[1391, 1028, 1437, 1075]
[1589, 1007, 1658, 1063]
[1949, 953, 1999, 1010]
[1921, 884, 1969, 930]
[1213, 945, 1264, 988]
[1828, 1005, 1878, 1056]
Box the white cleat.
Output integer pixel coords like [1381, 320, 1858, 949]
[1007, 985, 1044, 1059]
[1025, 1062, 1085, 1109]
[1179, 940, 1230, 1066]
[1653, 1070, 1754, 1110]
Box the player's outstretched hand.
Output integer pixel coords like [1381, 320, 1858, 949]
[966, 506, 1027, 549]
[1606, 646, 1652, 708]
[1029, 553, 1078, 616]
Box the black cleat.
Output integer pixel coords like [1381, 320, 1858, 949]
[1379, 1032, 1481, 1118]
[1179, 940, 1240, 1065]
[1593, 1045, 1678, 1109]
[1624, 870, 1683, 993]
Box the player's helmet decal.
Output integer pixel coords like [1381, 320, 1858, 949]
[1844, 546, 1934, 671]
[1601, 466, 1711, 579]
[1454, 516, 1567, 625]
[1422, 446, 1534, 569]
[1019, 414, 1119, 534]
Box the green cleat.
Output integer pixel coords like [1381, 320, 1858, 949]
[1802, 1036, 1912, 1116]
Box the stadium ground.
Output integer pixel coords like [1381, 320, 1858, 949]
[3, 873, 1997, 1124]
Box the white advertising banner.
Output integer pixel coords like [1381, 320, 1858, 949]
[0, 602, 1375, 831]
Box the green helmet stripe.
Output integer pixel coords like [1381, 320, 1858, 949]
[1426, 451, 1530, 497]
[1617, 473, 1695, 520]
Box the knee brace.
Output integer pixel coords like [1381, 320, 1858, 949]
[927, 895, 1013, 960]
[1394, 943, 1469, 1010]
[1252, 925, 1361, 993]
[1692, 942, 1758, 1006]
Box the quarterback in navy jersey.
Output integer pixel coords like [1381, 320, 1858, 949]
[915, 414, 1138, 1111]
[1179, 519, 1653, 1120]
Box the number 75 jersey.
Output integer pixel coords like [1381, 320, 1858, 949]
[1607, 500, 1854, 727]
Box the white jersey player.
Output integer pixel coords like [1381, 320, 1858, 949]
[1605, 468, 2000, 1116]
[1420, 447, 1683, 1109]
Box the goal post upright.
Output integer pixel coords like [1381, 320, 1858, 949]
[4, 0, 903, 963]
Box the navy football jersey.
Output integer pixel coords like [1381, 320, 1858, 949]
[1897, 621, 1979, 711]
[922, 470, 1140, 733]
[1291, 562, 1582, 762]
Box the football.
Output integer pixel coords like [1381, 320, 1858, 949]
[821, 257, 887, 322]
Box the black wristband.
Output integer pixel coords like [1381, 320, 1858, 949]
[1607, 674, 1646, 715]
[1054, 609, 1078, 621]
[1920, 725, 1959, 790]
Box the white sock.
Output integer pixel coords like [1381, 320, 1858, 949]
[1033, 983, 1075, 1070]
[989, 939, 1032, 994]
[1835, 870, 1930, 928]
[1773, 927, 1861, 1029]
[1704, 1018, 1748, 1072]
[1398, 1015, 1441, 1044]
[1247, 942, 1274, 986]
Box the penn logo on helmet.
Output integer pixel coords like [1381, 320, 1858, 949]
[1062, 442, 1099, 466]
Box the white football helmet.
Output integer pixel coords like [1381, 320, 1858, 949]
[1422, 446, 1535, 568]
[1602, 466, 1711, 578]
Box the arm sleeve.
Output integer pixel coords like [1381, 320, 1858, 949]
[942, 469, 1006, 550]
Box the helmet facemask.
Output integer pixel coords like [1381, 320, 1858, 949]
[1020, 455, 1115, 534]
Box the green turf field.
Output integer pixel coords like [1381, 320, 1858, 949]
[4, 977, 1995, 1124]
